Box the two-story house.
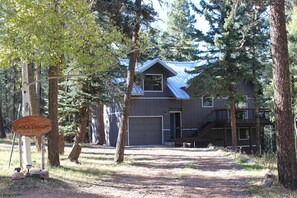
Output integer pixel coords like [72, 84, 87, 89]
[103, 59, 272, 152]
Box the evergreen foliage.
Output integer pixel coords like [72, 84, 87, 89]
[288, 5, 297, 113]
[58, 64, 125, 138]
[0, 0, 128, 165]
[158, 0, 198, 61]
[0, 67, 21, 132]
[188, 0, 271, 151]
[189, 0, 269, 101]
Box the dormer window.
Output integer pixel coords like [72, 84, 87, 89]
[144, 74, 163, 92]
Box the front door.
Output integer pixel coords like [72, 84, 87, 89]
[170, 112, 182, 140]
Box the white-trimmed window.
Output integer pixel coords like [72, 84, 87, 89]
[202, 96, 214, 107]
[238, 128, 250, 140]
[144, 74, 163, 92]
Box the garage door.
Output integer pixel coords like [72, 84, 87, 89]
[129, 117, 162, 145]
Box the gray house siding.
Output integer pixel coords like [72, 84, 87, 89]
[104, 101, 122, 146]
[129, 98, 182, 145]
[141, 64, 173, 97]
[103, 59, 272, 151]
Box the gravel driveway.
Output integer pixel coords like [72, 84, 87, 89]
[19, 146, 251, 198]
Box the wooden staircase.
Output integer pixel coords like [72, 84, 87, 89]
[174, 108, 272, 147]
[175, 109, 218, 145]
[177, 121, 215, 143]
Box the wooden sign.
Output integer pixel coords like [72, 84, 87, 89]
[12, 115, 52, 136]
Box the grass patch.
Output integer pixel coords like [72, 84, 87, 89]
[0, 138, 131, 196]
[175, 162, 196, 178]
[219, 149, 297, 198]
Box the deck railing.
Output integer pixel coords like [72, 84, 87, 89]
[182, 108, 272, 131]
[215, 108, 272, 123]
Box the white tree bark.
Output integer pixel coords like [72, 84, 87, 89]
[21, 61, 32, 167]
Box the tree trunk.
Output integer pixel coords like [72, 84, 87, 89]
[35, 64, 41, 114]
[92, 103, 105, 145]
[97, 103, 105, 145]
[34, 64, 42, 151]
[48, 64, 60, 167]
[253, 81, 261, 154]
[59, 134, 65, 155]
[68, 106, 89, 163]
[21, 61, 33, 166]
[0, 96, 5, 139]
[229, 94, 237, 152]
[0, 77, 5, 138]
[270, 0, 297, 189]
[255, 105, 261, 154]
[114, 0, 141, 164]
[27, 62, 42, 152]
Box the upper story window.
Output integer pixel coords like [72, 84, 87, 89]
[144, 74, 163, 92]
[202, 96, 214, 107]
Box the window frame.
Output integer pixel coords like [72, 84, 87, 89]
[202, 96, 214, 108]
[238, 127, 250, 140]
[143, 74, 163, 92]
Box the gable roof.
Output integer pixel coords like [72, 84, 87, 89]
[120, 59, 200, 99]
[136, 59, 178, 76]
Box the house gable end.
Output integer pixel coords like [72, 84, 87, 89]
[136, 59, 177, 77]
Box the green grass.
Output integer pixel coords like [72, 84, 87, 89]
[175, 162, 196, 178]
[221, 149, 297, 198]
[0, 138, 130, 196]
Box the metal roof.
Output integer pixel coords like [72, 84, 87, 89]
[132, 83, 144, 96]
[115, 77, 144, 96]
[163, 61, 198, 99]
[167, 79, 190, 99]
[119, 59, 201, 99]
[136, 59, 178, 76]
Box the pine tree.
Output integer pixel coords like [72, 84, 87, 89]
[241, 5, 270, 154]
[190, 0, 266, 151]
[276, 2, 297, 189]
[114, 0, 142, 163]
[59, 63, 125, 162]
[159, 0, 198, 61]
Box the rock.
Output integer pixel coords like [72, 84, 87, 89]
[208, 143, 215, 149]
[29, 169, 42, 178]
[30, 169, 42, 175]
[40, 170, 49, 180]
[262, 173, 275, 187]
[11, 172, 25, 180]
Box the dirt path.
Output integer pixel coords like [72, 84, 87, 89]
[19, 146, 251, 198]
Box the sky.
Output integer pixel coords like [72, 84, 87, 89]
[150, 0, 210, 33]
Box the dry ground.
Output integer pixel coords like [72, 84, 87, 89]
[16, 146, 251, 198]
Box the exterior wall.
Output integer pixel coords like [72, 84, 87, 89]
[105, 95, 258, 146]
[104, 100, 122, 146]
[199, 127, 258, 153]
[104, 61, 263, 148]
[181, 98, 227, 127]
[130, 98, 182, 143]
[141, 64, 173, 97]
[236, 81, 254, 97]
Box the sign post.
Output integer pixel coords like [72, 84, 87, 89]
[12, 115, 52, 170]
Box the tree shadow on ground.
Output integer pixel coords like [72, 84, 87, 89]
[105, 172, 252, 197]
[0, 175, 109, 198]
